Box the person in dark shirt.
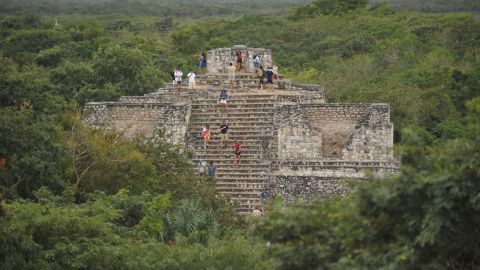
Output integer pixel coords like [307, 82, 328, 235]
[266, 67, 274, 90]
[219, 122, 229, 148]
[208, 161, 216, 177]
[258, 65, 266, 90]
[260, 188, 270, 205]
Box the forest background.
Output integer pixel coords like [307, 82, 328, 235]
[0, 0, 479, 269]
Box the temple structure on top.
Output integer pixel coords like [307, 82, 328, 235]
[83, 45, 399, 213]
[206, 45, 272, 73]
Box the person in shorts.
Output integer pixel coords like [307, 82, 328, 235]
[227, 63, 236, 89]
[219, 122, 229, 148]
[187, 69, 196, 90]
[174, 67, 183, 91]
[234, 140, 241, 164]
[201, 124, 211, 150]
[219, 89, 228, 113]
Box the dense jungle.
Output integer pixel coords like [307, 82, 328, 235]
[1, 0, 479, 269]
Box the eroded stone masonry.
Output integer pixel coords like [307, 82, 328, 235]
[84, 46, 400, 213]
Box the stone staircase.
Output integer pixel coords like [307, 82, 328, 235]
[186, 91, 277, 213]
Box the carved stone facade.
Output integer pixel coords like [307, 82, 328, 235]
[84, 46, 399, 211]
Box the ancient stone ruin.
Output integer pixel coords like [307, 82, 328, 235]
[84, 45, 399, 213]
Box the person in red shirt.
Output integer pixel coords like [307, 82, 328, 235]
[236, 51, 242, 71]
[234, 140, 241, 164]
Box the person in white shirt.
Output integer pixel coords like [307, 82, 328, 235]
[187, 70, 196, 90]
[198, 159, 207, 176]
[272, 64, 279, 79]
[174, 68, 183, 91]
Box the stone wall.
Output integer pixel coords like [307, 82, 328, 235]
[83, 102, 190, 146]
[269, 160, 400, 203]
[207, 45, 272, 73]
[271, 176, 352, 203]
[273, 103, 394, 161]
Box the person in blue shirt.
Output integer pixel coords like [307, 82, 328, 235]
[208, 161, 216, 177]
[219, 89, 228, 114]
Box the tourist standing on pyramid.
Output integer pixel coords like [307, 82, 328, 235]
[272, 64, 279, 79]
[187, 69, 196, 90]
[198, 52, 207, 75]
[219, 89, 228, 113]
[227, 63, 236, 89]
[236, 51, 243, 71]
[174, 67, 183, 91]
[234, 140, 241, 164]
[253, 54, 261, 73]
[258, 65, 266, 90]
[266, 67, 274, 90]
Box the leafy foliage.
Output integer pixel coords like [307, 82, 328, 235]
[0, 0, 479, 268]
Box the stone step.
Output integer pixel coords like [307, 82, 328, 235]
[216, 174, 270, 178]
[216, 170, 269, 175]
[216, 168, 269, 173]
[190, 138, 264, 143]
[218, 182, 265, 186]
[190, 145, 262, 150]
[194, 159, 266, 165]
[192, 105, 274, 110]
[220, 191, 263, 197]
[191, 108, 275, 114]
[193, 153, 261, 158]
[218, 186, 265, 191]
[217, 177, 266, 180]
[193, 159, 264, 165]
[189, 120, 272, 125]
[190, 111, 272, 116]
[191, 103, 276, 108]
[189, 117, 273, 122]
[189, 134, 272, 139]
[192, 97, 277, 102]
[188, 124, 274, 130]
[188, 130, 272, 137]
[189, 130, 272, 135]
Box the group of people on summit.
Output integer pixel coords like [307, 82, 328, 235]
[171, 51, 279, 91]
